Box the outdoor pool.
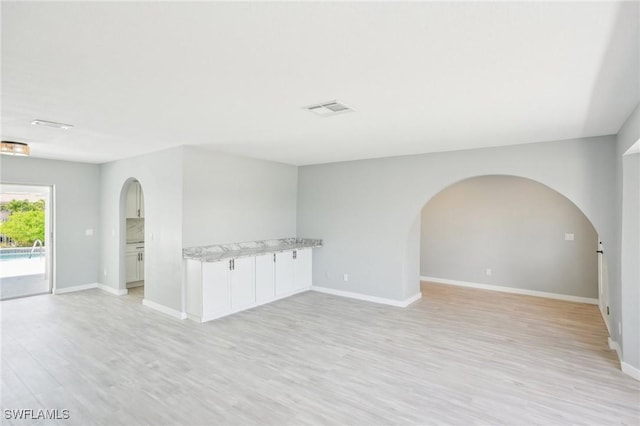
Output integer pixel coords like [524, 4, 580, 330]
[0, 253, 44, 262]
[0, 247, 45, 262]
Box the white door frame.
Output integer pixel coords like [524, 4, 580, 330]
[0, 182, 54, 297]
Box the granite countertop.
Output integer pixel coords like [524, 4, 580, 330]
[183, 238, 322, 262]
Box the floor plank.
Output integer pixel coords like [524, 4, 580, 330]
[1, 282, 638, 425]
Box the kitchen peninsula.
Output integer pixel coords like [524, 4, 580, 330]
[183, 238, 322, 322]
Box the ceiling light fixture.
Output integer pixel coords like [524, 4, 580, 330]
[305, 101, 353, 117]
[32, 119, 73, 129]
[1, 141, 30, 156]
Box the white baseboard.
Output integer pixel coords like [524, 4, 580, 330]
[53, 283, 98, 294]
[97, 284, 128, 296]
[608, 337, 621, 359]
[404, 292, 423, 306]
[126, 281, 144, 289]
[311, 286, 422, 308]
[621, 362, 640, 381]
[143, 298, 187, 320]
[421, 276, 598, 305]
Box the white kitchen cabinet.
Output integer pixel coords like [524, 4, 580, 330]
[126, 181, 145, 218]
[255, 253, 275, 303]
[275, 251, 295, 296]
[126, 252, 139, 283]
[230, 257, 255, 310]
[275, 249, 312, 296]
[202, 260, 230, 318]
[191, 257, 256, 321]
[185, 246, 316, 322]
[126, 244, 145, 283]
[139, 252, 145, 281]
[293, 248, 312, 291]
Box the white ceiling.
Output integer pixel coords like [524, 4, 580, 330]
[1, 1, 638, 165]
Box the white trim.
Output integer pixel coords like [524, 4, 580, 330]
[607, 339, 639, 381]
[403, 292, 423, 306]
[143, 298, 187, 320]
[97, 284, 128, 296]
[421, 276, 598, 305]
[311, 286, 422, 308]
[621, 362, 640, 381]
[609, 337, 622, 360]
[53, 283, 98, 294]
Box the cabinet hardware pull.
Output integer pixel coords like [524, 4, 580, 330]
[293, 250, 297, 260]
[273, 253, 276, 262]
[229, 259, 233, 271]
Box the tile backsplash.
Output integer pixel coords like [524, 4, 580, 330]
[126, 218, 144, 242]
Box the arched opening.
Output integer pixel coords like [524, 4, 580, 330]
[418, 175, 602, 314]
[119, 178, 145, 301]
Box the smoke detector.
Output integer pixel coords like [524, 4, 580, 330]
[305, 101, 353, 117]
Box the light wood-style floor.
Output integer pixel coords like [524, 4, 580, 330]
[1, 282, 638, 425]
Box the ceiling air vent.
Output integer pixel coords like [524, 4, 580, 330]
[305, 101, 353, 117]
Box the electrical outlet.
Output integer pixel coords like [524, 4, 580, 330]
[343, 273, 349, 282]
[485, 268, 492, 276]
[85, 229, 94, 236]
[565, 233, 575, 241]
[104, 268, 107, 277]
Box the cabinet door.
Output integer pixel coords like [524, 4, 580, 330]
[202, 261, 230, 316]
[126, 252, 139, 283]
[275, 251, 295, 296]
[230, 257, 255, 310]
[137, 184, 145, 218]
[293, 248, 312, 291]
[138, 249, 145, 281]
[126, 183, 139, 218]
[255, 253, 275, 303]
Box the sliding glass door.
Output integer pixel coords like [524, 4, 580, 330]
[0, 184, 52, 300]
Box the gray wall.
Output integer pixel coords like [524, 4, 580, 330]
[617, 102, 640, 371]
[99, 147, 183, 311]
[182, 146, 298, 248]
[298, 136, 616, 305]
[420, 175, 598, 298]
[1, 156, 100, 290]
[99, 145, 299, 314]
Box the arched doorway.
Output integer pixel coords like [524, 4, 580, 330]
[120, 178, 145, 301]
[417, 175, 604, 320]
